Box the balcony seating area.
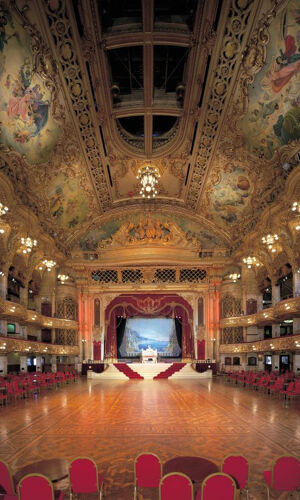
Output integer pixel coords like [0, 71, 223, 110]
[1, 454, 298, 500]
[221, 370, 300, 398]
[0, 371, 79, 406]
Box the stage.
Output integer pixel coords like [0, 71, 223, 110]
[86, 362, 213, 380]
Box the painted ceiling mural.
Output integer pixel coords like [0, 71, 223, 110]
[78, 212, 228, 251]
[0, 5, 61, 163]
[240, 0, 300, 160]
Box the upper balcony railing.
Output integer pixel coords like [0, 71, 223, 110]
[219, 332, 300, 354]
[0, 297, 78, 330]
[0, 334, 79, 356]
[220, 296, 300, 329]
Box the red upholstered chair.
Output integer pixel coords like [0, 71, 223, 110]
[0, 459, 16, 496]
[18, 473, 64, 500]
[159, 472, 193, 500]
[263, 455, 300, 500]
[198, 472, 237, 500]
[221, 454, 249, 499]
[134, 452, 162, 500]
[69, 457, 104, 500]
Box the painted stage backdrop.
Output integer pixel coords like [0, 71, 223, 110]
[0, 6, 60, 163]
[119, 317, 181, 358]
[240, 0, 300, 160]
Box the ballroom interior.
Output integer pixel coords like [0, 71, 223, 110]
[0, 0, 300, 498]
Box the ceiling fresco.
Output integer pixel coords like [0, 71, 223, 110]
[0, 0, 299, 259]
[0, 5, 61, 163]
[240, 1, 300, 160]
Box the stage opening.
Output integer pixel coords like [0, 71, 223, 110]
[117, 316, 182, 360]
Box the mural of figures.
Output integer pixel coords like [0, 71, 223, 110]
[209, 166, 252, 225]
[78, 212, 227, 250]
[48, 173, 89, 229]
[240, 1, 300, 159]
[0, 5, 60, 163]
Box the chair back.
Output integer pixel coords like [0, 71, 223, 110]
[222, 455, 249, 489]
[135, 453, 161, 488]
[159, 472, 193, 500]
[272, 456, 300, 491]
[0, 460, 15, 495]
[18, 474, 54, 500]
[69, 457, 99, 494]
[200, 472, 236, 500]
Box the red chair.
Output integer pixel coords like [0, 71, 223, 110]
[221, 455, 249, 499]
[198, 472, 237, 500]
[159, 472, 193, 500]
[263, 455, 300, 500]
[0, 459, 16, 496]
[69, 457, 104, 499]
[134, 452, 162, 500]
[18, 473, 64, 500]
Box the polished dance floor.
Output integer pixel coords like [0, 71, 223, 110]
[0, 377, 299, 499]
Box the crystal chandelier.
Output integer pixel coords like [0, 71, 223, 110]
[291, 202, 300, 230]
[262, 233, 278, 252]
[229, 273, 240, 282]
[0, 203, 8, 217]
[42, 259, 56, 272]
[20, 237, 37, 254]
[137, 165, 160, 198]
[58, 273, 69, 284]
[242, 256, 261, 269]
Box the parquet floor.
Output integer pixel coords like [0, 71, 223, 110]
[0, 377, 299, 499]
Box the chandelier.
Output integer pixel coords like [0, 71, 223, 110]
[0, 203, 8, 217]
[136, 165, 160, 198]
[20, 236, 37, 254]
[291, 202, 300, 230]
[58, 273, 69, 284]
[42, 259, 56, 272]
[229, 273, 240, 282]
[242, 256, 261, 269]
[262, 233, 278, 252]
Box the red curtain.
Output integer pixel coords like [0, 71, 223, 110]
[197, 339, 205, 360]
[105, 294, 194, 359]
[93, 340, 101, 361]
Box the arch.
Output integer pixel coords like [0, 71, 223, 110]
[104, 294, 194, 360]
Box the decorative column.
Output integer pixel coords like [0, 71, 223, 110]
[36, 355, 42, 372]
[0, 356, 7, 377]
[51, 354, 57, 373]
[19, 283, 28, 308]
[293, 266, 300, 333]
[271, 277, 281, 338]
[20, 355, 28, 374]
[0, 273, 7, 299]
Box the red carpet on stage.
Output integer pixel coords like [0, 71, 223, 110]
[114, 363, 144, 379]
[154, 363, 186, 379]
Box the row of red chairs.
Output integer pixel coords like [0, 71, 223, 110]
[0, 371, 79, 406]
[223, 370, 300, 398]
[2, 454, 299, 500]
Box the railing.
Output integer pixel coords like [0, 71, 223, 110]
[0, 297, 78, 330]
[219, 333, 300, 354]
[0, 334, 79, 355]
[220, 296, 300, 328]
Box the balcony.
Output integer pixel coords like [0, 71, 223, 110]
[0, 334, 79, 356]
[219, 296, 300, 328]
[219, 333, 300, 354]
[0, 297, 78, 330]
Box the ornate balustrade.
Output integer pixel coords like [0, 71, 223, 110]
[0, 297, 78, 330]
[220, 296, 300, 328]
[219, 333, 300, 354]
[0, 334, 79, 355]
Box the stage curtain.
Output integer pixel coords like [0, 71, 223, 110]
[93, 340, 101, 361]
[197, 339, 205, 360]
[116, 317, 127, 357]
[174, 317, 182, 349]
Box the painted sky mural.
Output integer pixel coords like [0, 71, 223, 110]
[0, 6, 60, 163]
[240, 1, 300, 160]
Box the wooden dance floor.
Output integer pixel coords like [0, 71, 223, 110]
[0, 377, 299, 499]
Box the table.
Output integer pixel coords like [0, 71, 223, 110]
[163, 456, 218, 483]
[14, 458, 69, 485]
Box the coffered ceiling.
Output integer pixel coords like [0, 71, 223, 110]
[0, 0, 299, 254]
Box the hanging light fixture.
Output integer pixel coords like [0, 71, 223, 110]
[42, 259, 56, 272]
[58, 273, 69, 284]
[292, 201, 300, 212]
[136, 165, 160, 198]
[20, 236, 37, 254]
[0, 203, 8, 217]
[262, 233, 279, 253]
[242, 256, 261, 269]
[229, 273, 241, 282]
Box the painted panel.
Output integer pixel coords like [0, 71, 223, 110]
[49, 173, 89, 229]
